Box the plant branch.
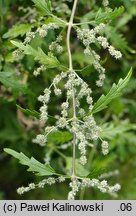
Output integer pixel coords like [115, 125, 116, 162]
[66, 0, 78, 178]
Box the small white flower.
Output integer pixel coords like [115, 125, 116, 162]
[57, 117, 67, 128]
[101, 141, 109, 155]
[68, 191, 75, 200]
[17, 187, 25, 195]
[54, 88, 62, 96]
[53, 74, 62, 84]
[58, 176, 66, 183]
[80, 155, 87, 165]
[84, 47, 91, 56]
[38, 29, 48, 37]
[97, 36, 109, 49]
[46, 177, 56, 185]
[61, 102, 69, 109]
[28, 183, 35, 189]
[108, 46, 122, 59]
[33, 134, 47, 146]
[78, 108, 85, 117]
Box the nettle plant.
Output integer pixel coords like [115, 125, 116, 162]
[4, 0, 132, 199]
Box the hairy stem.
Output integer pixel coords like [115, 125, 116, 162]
[66, 0, 78, 178]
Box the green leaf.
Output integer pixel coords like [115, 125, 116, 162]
[11, 40, 60, 68]
[16, 105, 56, 120]
[100, 122, 136, 140]
[80, 65, 94, 77]
[45, 17, 66, 27]
[11, 40, 26, 50]
[3, 24, 32, 39]
[48, 131, 73, 144]
[4, 148, 56, 176]
[95, 6, 124, 24]
[81, 6, 124, 26]
[16, 105, 40, 118]
[0, 72, 28, 93]
[87, 167, 106, 179]
[91, 68, 132, 114]
[105, 26, 135, 55]
[31, 0, 52, 15]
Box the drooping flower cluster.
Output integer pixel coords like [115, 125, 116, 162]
[68, 178, 80, 200]
[24, 31, 35, 44]
[33, 69, 108, 167]
[12, 0, 123, 201]
[81, 178, 121, 196]
[101, 140, 109, 155]
[37, 23, 59, 38]
[67, 177, 121, 200]
[49, 35, 63, 55]
[33, 65, 46, 77]
[99, 170, 119, 179]
[76, 23, 122, 86]
[17, 176, 66, 195]
[23, 23, 59, 46]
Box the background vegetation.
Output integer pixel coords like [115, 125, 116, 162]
[0, 0, 136, 199]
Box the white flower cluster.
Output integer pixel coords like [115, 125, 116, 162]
[64, 115, 101, 165]
[77, 23, 105, 47]
[12, 49, 23, 60]
[76, 24, 122, 87]
[33, 65, 45, 77]
[97, 36, 109, 49]
[99, 170, 119, 179]
[81, 178, 121, 195]
[68, 178, 80, 200]
[34, 69, 104, 165]
[38, 88, 52, 123]
[57, 117, 68, 128]
[37, 23, 59, 38]
[32, 134, 47, 146]
[108, 45, 122, 59]
[49, 35, 63, 55]
[17, 176, 66, 195]
[70, 116, 101, 165]
[101, 140, 109, 155]
[14, 0, 122, 200]
[24, 31, 35, 44]
[83, 116, 102, 141]
[102, 0, 109, 7]
[67, 176, 121, 200]
[22, 23, 59, 46]
[61, 101, 69, 117]
[33, 71, 68, 145]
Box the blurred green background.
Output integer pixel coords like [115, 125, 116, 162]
[0, 0, 136, 199]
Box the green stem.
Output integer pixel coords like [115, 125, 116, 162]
[66, 0, 78, 178]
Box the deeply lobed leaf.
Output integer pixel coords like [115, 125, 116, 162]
[91, 68, 132, 114]
[3, 24, 32, 39]
[31, 0, 52, 15]
[95, 6, 124, 24]
[11, 40, 60, 68]
[4, 148, 56, 176]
